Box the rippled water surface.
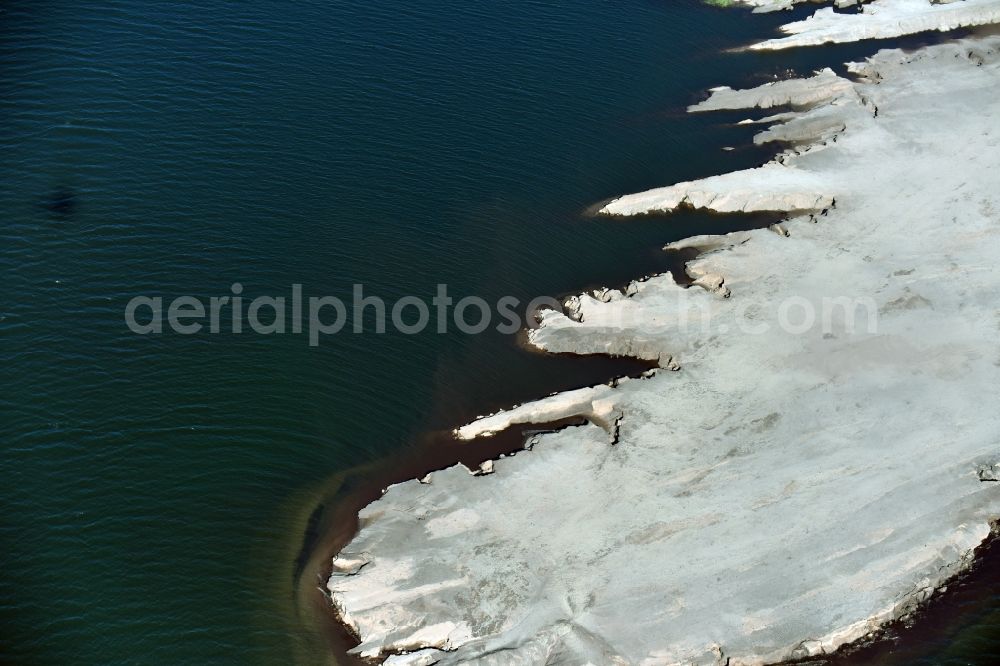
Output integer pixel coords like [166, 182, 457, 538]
[2, 1, 997, 663]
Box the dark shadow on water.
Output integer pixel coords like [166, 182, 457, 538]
[41, 186, 77, 218]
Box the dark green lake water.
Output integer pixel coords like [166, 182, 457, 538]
[2, 1, 997, 663]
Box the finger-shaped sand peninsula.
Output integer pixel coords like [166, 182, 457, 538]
[737, 0, 1000, 51]
[328, 3, 1000, 664]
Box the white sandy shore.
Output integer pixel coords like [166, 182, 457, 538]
[328, 12, 1000, 666]
[731, 0, 1000, 50]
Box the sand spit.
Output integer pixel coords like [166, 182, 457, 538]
[327, 29, 1000, 666]
[732, 0, 1000, 50]
[732, 0, 854, 13]
[599, 68, 859, 217]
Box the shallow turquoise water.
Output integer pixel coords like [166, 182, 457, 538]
[1, 1, 997, 663]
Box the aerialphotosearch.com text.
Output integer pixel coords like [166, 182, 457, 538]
[124, 282, 879, 346]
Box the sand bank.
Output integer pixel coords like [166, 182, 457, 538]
[733, 0, 1000, 50]
[327, 13, 1000, 666]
